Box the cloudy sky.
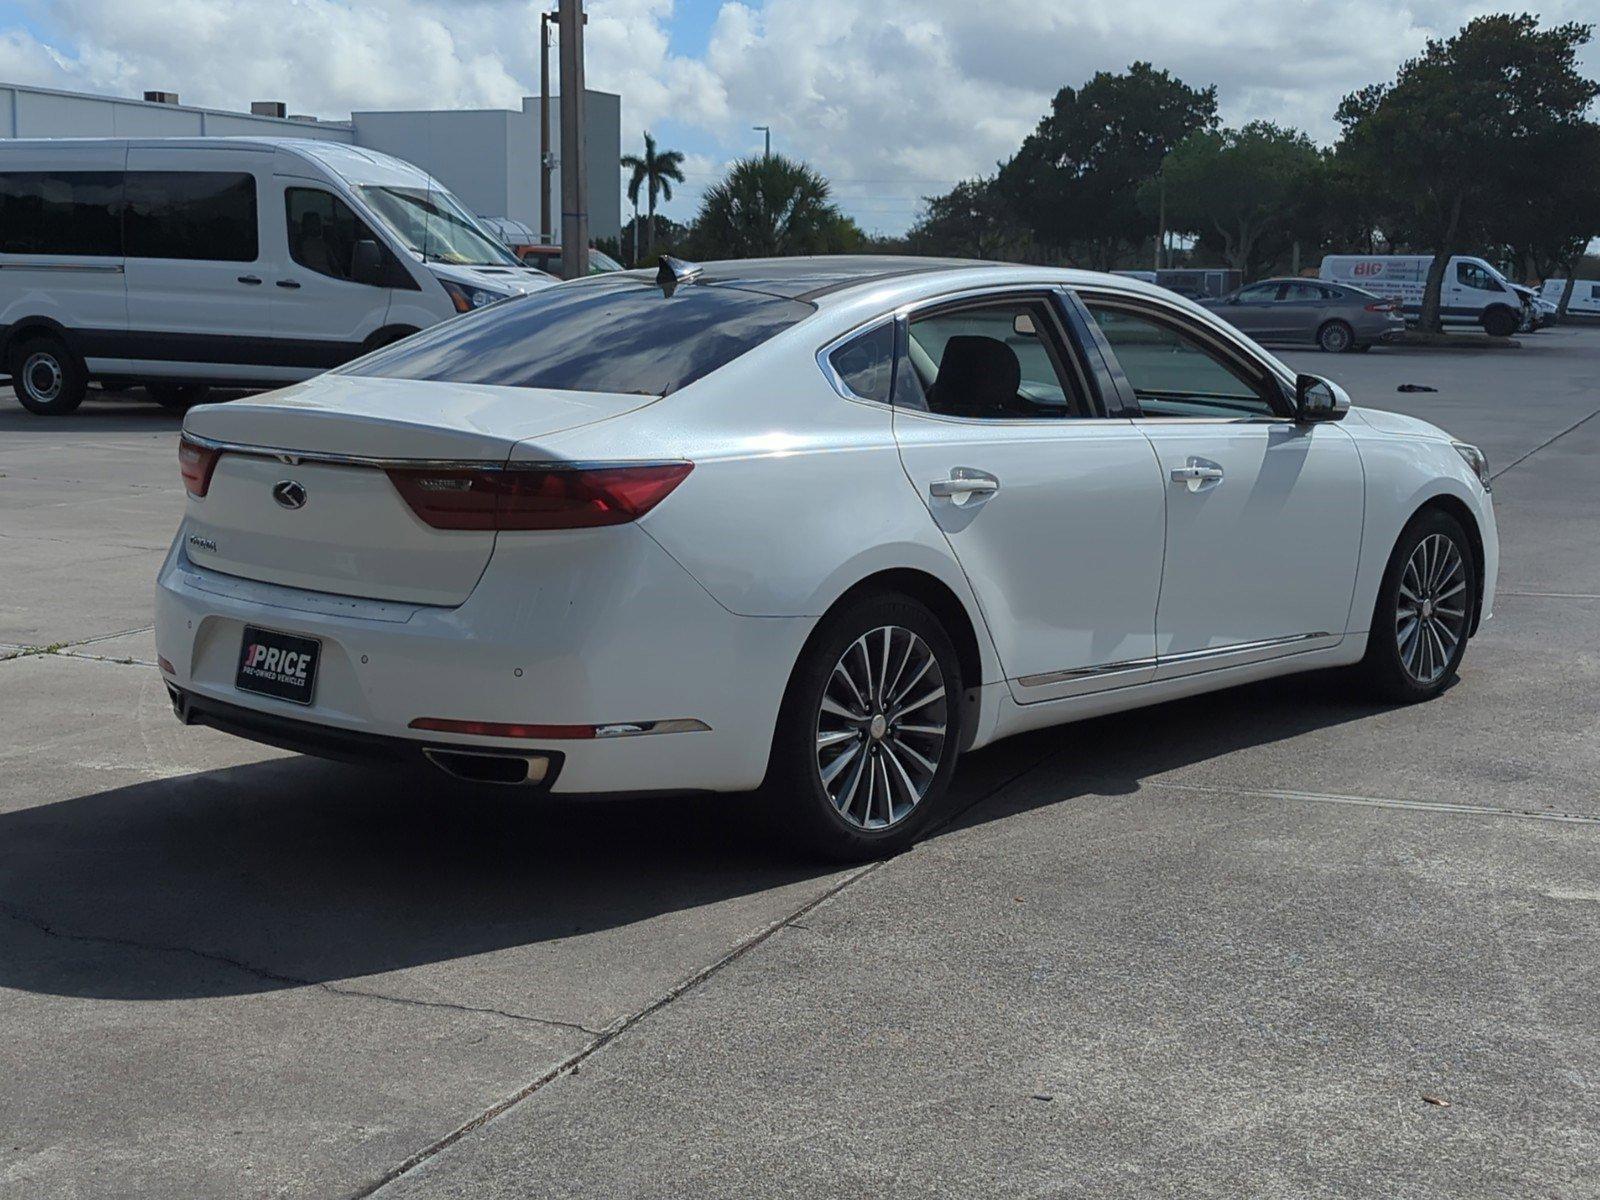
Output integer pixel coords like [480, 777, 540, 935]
[2, 0, 1597, 233]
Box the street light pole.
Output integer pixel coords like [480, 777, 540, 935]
[539, 10, 554, 244]
[558, 0, 588, 280]
[753, 124, 771, 159]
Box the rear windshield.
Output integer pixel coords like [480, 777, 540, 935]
[347, 280, 815, 396]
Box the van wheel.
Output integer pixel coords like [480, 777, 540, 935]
[10, 334, 88, 416]
[1357, 509, 1477, 704]
[1481, 307, 1518, 338]
[147, 384, 212, 411]
[762, 592, 964, 862]
[1316, 320, 1354, 353]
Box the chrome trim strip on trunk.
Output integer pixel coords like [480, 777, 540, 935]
[1016, 632, 1334, 688]
[180, 432, 686, 473]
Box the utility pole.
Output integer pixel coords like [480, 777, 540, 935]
[753, 124, 771, 159]
[1154, 171, 1165, 272]
[558, 0, 588, 280]
[539, 11, 555, 244]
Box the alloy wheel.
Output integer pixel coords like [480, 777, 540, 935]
[23, 352, 63, 404]
[815, 624, 948, 830]
[1396, 532, 1468, 685]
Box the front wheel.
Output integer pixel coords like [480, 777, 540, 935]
[10, 335, 88, 415]
[1482, 306, 1519, 338]
[1316, 320, 1354, 353]
[1357, 509, 1477, 703]
[762, 592, 964, 861]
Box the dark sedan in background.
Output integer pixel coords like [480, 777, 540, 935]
[1202, 278, 1406, 352]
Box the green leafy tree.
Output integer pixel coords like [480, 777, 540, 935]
[906, 177, 1036, 261]
[1495, 121, 1600, 316]
[1336, 14, 1600, 332]
[1142, 122, 1322, 279]
[688, 154, 853, 258]
[620, 132, 686, 261]
[998, 62, 1217, 269]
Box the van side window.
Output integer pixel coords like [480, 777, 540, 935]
[124, 172, 258, 262]
[286, 188, 387, 285]
[0, 172, 123, 256]
[1455, 261, 1501, 292]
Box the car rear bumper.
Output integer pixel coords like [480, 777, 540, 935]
[154, 526, 812, 794]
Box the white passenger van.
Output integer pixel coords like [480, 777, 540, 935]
[1319, 255, 1527, 338]
[1540, 278, 1600, 318]
[0, 138, 554, 415]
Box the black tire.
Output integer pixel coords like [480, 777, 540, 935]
[147, 383, 213, 411]
[1481, 306, 1518, 338]
[1357, 508, 1477, 703]
[9, 334, 87, 415]
[1316, 320, 1355, 353]
[761, 591, 964, 862]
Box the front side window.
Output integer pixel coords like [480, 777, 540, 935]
[124, 172, 258, 262]
[1085, 302, 1278, 418]
[900, 299, 1088, 419]
[348, 279, 813, 396]
[286, 187, 386, 284]
[357, 185, 519, 267]
[1456, 261, 1502, 292]
[0, 172, 123, 256]
[1283, 282, 1327, 301]
[827, 322, 894, 403]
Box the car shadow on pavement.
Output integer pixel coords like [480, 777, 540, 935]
[0, 669, 1390, 1003]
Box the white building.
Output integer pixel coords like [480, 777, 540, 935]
[0, 81, 622, 241]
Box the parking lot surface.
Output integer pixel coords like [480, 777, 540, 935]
[3, 330, 1598, 1198]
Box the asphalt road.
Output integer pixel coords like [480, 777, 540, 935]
[2, 330, 1597, 1198]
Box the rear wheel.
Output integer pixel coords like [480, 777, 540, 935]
[147, 383, 212, 411]
[762, 592, 963, 861]
[10, 334, 87, 415]
[1357, 509, 1476, 703]
[1316, 320, 1354, 353]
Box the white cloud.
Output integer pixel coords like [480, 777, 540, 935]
[4, 0, 1597, 233]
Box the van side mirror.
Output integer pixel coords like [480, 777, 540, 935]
[352, 239, 384, 287]
[1294, 373, 1349, 423]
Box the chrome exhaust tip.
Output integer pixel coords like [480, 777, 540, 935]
[422, 748, 551, 787]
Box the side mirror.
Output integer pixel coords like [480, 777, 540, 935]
[352, 239, 384, 287]
[1226, 294, 1241, 305]
[1294, 373, 1350, 423]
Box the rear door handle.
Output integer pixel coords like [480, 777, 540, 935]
[237, 274, 262, 285]
[929, 468, 1000, 499]
[276, 279, 302, 290]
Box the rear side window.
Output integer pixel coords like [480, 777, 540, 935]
[826, 322, 894, 403]
[125, 172, 258, 262]
[349, 281, 814, 396]
[0, 172, 123, 256]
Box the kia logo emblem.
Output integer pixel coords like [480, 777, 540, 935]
[272, 480, 307, 510]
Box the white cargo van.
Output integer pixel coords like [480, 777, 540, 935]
[0, 138, 554, 415]
[1540, 278, 1600, 318]
[1319, 254, 1527, 337]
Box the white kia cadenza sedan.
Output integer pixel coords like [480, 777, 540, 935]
[156, 257, 1497, 859]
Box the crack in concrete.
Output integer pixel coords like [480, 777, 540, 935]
[1491, 405, 1600, 481]
[0, 899, 602, 1037]
[0, 625, 155, 663]
[1140, 779, 1600, 825]
[352, 747, 1064, 1198]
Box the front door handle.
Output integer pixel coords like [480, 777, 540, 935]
[276, 279, 302, 290]
[929, 468, 1000, 499]
[237, 274, 262, 285]
[1170, 460, 1225, 490]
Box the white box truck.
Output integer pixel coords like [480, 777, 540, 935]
[1319, 254, 1527, 338]
[0, 137, 555, 415]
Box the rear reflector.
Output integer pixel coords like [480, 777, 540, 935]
[178, 435, 222, 497]
[157, 655, 176, 675]
[386, 462, 692, 531]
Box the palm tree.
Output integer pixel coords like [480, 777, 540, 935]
[691, 154, 848, 258]
[620, 132, 685, 262]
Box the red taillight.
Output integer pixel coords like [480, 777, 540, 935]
[410, 717, 597, 739]
[386, 462, 692, 531]
[178, 435, 222, 497]
[1365, 299, 1401, 313]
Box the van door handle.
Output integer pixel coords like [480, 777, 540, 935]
[929, 468, 1000, 499]
[237, 275, 262, 285]
[276, 279, 302, 290]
